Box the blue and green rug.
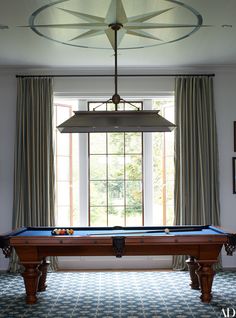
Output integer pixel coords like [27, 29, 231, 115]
[0, 271, 235, 318]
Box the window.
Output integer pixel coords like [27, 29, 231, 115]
[54, 97, 174, 227]
[88, 101, 143, 226]
[54, 100, 79, 226]
[152, 98, 175, 225]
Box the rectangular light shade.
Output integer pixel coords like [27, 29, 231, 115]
[57, 110, 176, 133]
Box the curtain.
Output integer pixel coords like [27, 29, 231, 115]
[9, 77, 57, 272]
[173, 76, 220, 270]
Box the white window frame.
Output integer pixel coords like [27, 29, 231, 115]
[76, 98, 173, 227]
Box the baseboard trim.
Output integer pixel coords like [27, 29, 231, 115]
[222, 267, 236, 271]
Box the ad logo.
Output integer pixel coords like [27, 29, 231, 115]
[221, 308, 236, 317]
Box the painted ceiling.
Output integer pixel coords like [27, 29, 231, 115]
[0, 0, 235, 68]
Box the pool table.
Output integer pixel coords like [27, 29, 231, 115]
[0, 225, 236, 305]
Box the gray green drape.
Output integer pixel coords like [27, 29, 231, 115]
[9, 77, 57, 272]
[173, 76, 220, 270]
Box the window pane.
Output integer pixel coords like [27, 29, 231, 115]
[90, 207, 107, 226]
[164, 106, 174, 122]
[90, 181, 107, 206]
[117, 103, 124, 111]
[107, 103, 116, 111]
[126, 181, 142, 206]
[152, 97, 174, 226]
[108, 181, 124, 206]
[125, 133, 142, 153]
[153, 133, 163, 158]
[153, 206, 163, 226]
[166, 156, 174, 180]
[166, 181, 174, 206]
[153, 183, 162, 208]
[108, 133, 124, 154]
[126, 208, 142, 226]
[108, 207, 124, 226]
[125, 155, 142, 180]
[57, 181, 70, 206]
[57, 156, 70, 181]
[124, 103, 141, 111]
[90, 133, 106, 154]
[56, 206, 70, 227]
[72, 205, 79, 225]
[90, 155, 106, 180]
[57, 106, 71, 124]
[166, 206, 174, 225]
[108, 155, 124, 180]
[165, 132, 174, 156]
[89, 103, 106, 111]
[57, 134, 70, 156]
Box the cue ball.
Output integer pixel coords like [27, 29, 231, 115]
[165, 228, 170, 234]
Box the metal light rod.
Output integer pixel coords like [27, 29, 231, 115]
[110, 23, 123, 109]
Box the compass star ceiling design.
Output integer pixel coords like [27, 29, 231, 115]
[0, 0, 235, 67]
[26, 0, 207, 50]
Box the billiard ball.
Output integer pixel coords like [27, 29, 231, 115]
[165, 228, 170, 234]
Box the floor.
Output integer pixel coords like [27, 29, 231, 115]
[0, 271, 235, 318]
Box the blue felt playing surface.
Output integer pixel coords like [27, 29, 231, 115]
[16, 226, 227, 237]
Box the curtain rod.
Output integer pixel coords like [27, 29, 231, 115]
[15, 73, 215, 78]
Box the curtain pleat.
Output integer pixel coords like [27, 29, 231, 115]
[9, 77, 57, 272]
[173, 76, 220, 270]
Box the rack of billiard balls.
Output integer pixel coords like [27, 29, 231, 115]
[51, 228, 74, 235]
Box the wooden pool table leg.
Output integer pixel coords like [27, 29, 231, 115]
[21, 262, 41, 304]
[196, 262, 215, 303]
[186, 256, 200, 290]
[38, 258, 50, 292]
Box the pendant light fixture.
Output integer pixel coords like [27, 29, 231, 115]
[57, 23, 175, 133]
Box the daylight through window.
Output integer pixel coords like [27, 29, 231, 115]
[54, 97, 174, 227]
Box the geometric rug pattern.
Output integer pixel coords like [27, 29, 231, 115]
[0, 271, 235, 318]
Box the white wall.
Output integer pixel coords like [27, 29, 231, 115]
[0, 73, 16, 270]
[214, 69, 236, 267]
[54, 75, 174, 97]
[0, 68, 235, 270]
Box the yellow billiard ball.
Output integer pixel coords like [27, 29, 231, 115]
[164, 228, 170, 234]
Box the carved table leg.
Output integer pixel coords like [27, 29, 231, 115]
[186, 256, 200, 290]
[38, 258, 50, 292]
[196, 262, 215, 303]
[21, 263, 41, 304]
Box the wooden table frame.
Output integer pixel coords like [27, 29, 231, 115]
[1, 227, 236, 305]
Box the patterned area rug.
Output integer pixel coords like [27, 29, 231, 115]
[0, 271, 235, 318]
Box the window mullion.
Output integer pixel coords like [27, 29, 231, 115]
[124, 132, 126, 226]
[79, 100, 89, 226]
[143, 99, 154, 226]
[106, 132, 109, 226]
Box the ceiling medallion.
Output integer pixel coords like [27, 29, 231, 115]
[26, 0, 208, 50]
